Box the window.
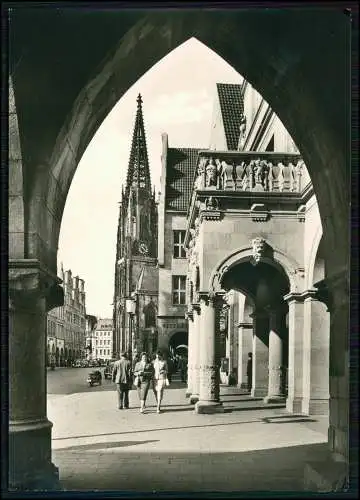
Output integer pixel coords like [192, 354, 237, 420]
[172, 276, 186, 305]
[173, 230, 186, 258]
[100, 349, 102, 355]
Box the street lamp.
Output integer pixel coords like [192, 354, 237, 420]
[125, 296, 136, 358]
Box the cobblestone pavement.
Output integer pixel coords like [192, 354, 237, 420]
[48, 385, 329, 493]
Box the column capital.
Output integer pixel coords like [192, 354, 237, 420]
[9, 259, 64, 312]
[198, 290, 224, 308]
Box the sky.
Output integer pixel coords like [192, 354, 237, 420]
[58, 38, 243, 319]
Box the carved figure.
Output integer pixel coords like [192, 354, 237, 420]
[195, 157, 206, 190]
[205, 196, 219, 211]
[251, 237, 266, 264]
[205, 158, 217, 187]
[239, 114, 247, 138]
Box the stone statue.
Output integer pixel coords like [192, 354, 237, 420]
[205, 158, 217, 187]
[195, 157, 206, 190]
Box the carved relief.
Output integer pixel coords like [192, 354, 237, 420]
[205, 196, 219, 211]
[205, 158, 217, 187]
[199, 365, 220, 401]
[251, 237, 267, 265]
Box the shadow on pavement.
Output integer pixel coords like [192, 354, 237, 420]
[53, 442, 329, 492]
[59, 440, 159, 451]
[262, 415, 318, 424]
[224, 404, 285, 413]
[53, 419, 263, 442]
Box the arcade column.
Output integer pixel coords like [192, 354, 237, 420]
[302, 290, 330, 415]
[195, 293, 224, 414]
[250, 309, 269, 398]
[284, 293, 305, 413]
[264, 306, 286, 403]
[9, 260, 64, 490]
[190, 303, 201, 404]
[316, 273, 349, 465]
[185, 309, 195, 398]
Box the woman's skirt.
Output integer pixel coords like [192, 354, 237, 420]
[154, 378, 167, 392]
[137, 379, 150, 400]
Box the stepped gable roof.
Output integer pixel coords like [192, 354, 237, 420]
[165, 147, 200, 212]
[217, 83, 244, 150]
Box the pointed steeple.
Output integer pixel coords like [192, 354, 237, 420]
[124, 94, 151, 201]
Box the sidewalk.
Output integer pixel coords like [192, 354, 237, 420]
[48, 386, 329, 493]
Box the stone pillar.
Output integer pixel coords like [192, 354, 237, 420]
[316, 274, 349, 465]
[284, 293, 304, 413]
[195, 293, 224, 414]
[185, 309, 195, 398]
[250, 309, 269, 398]
[237, 323, 253, 389]
[302, 290, 330, 415]
[9, 260, 64, 490]
[264, 307, 286, 403]
[190, 304, 200, 404]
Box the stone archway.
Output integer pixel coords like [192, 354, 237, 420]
[8, 8, 351, 490]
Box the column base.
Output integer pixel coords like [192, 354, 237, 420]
[9, 418, 62, 491]
[286, 396, 303, 413]
[264, 394, 286, 404]
[195, 400, 224, 414]
[302, 397, 329, 416]
[189, 394, 199, 404]
[9, 461, 62, 491]
[251, 387, 267, 398]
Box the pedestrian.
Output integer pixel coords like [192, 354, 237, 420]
[247, 352, 253, 393]
[167, 356, 174, 383]
[134, 352, 154, 413]
[112, 352, 132, 410]
[152, 351, 169, 414]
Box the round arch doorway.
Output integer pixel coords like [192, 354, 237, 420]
[168, 331, 188, 355]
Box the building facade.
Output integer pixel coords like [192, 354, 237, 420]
[91, 318, 114, 361]
[47, 267, 87, 366]
[184, 81, 329, 419]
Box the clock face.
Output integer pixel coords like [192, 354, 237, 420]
[139, 242, 148, 255]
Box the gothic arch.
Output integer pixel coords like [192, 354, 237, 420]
[209, 245, 302, 294]
[13, 10, 349, 278]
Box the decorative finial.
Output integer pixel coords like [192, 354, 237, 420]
[137, 93, 142, 106]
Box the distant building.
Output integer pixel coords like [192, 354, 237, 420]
[92, 318, 114, 361]
[47, 266, 86, 366]
[85, 314, 98, 360]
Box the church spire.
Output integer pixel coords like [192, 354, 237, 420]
[124, 94, 151, 201]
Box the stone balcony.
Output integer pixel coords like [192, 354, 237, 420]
[193, 150, 307, 194]
[185, 151, 313, 246]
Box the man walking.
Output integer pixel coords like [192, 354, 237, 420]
[112, 352, 132, 409]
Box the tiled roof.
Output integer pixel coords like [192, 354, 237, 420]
[165, 148, 200, 212]
[217, 83, 244, 150]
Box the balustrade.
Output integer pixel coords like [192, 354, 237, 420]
[193, 152, 305, 194]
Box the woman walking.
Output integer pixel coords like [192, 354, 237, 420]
[153, 351, 168, 414]
[134, 352, 154, 413]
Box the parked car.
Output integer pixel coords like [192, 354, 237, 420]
[104, 363, 114, 380]
[87, 370, 102, 387]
